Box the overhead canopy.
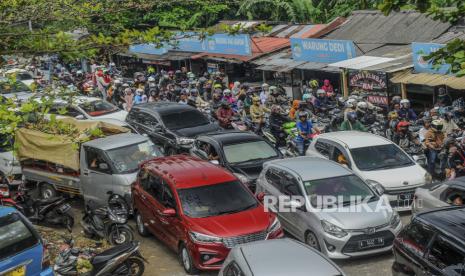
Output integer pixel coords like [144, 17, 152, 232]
[391, 70, 465, 90]
[329, 56, 395, 70]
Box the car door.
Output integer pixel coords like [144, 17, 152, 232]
[136, 172, 165, 239]
[80, 146, 114, 207]
[423, 235, 465, 276]
[259, 167, 282, 213]
[156, 180, 184, 251]
[310, 139, 333, 159]
[279, 171, 306, 238]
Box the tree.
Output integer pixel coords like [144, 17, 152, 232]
[379, 0, 465, 76]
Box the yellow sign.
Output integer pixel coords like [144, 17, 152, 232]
[6, 266, 26, 276]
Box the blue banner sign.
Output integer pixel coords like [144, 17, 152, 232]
[128, 44, 168, 55]
[290, 38, 356, 63]
[411, 42, 450, 74]
[130, 33, 252, 56]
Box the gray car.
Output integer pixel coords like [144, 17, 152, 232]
[219, 238, 345, 276]
[255, 157, 402, 259]
[412, 177, 465, 213]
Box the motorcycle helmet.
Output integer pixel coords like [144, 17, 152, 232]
[357, 101, 368, 111]
[113, 79, 121, 85]
[347, 112, 357, 123]
[388, 111, 398, 120]
[316, 89, 326, 97]
[148, 76, 155, 82]
[271, 105, 281, 114]
[298, 111, 309, 119]
[262, 83, 269, 89]
[400, 99, 410, 109]
[269, 86, 278, 94]
[223, 89, 232, 96]
[346, 98, 357, 108]
[302, 93, 312, 101]
[220, 100, 230, 108]
[391, 96, 402, 105]
[252, 96, 260, 103]
[431, 119, 443, 132]
[189, 88, 198, 96]
[397, 121, 410, 133]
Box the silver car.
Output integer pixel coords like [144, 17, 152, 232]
[255, 157, 403, 259]
[412, 177, 465, 213]
[219, 238, 345, 276]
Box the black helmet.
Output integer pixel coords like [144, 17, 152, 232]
[298, 111, 309, 119]
[347, 112, 357, 122]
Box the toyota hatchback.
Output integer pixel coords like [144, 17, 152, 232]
[132, 155, 283, 274]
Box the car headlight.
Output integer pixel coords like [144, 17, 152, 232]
[234, 173, 250, 185]
[267, 217, 281, 234]
[366, 179, 385, 196]
[424, 172, 432, 184]
[321, 220, 348, 238]
[390, 211, 401, 228]
[176, 137, 194, 145]
[189, 231, 222, 244]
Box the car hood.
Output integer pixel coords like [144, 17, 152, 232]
[358, 164, 426, 190]
[91, 110, 128, 122]
[186, 206, 272, 237]
[115, 171, 138, 186]
[172, 123, 221, 138]
[321, 200, 393, 229]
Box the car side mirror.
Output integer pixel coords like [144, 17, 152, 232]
[256, 192, 265, 202]
[75, 114, 84, 120]
[99, 163, 109, 171]
[162, 208, 176, 217]
[372, 183, 385, 196]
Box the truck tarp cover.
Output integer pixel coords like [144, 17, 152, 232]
[16, 118, 129, 171]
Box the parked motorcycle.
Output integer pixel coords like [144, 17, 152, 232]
[54, 236, 146, 276]
[0, 183, 74, 231]
[81, 193, 134, 245]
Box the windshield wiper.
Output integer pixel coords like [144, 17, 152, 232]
[215, 203, 257, 215]
[235, 157, 273, 164]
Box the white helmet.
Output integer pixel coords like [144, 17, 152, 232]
[148, 76, 155, 82]
[223, 89, 232, 95]
[400, 99, 410, 108]
[316, 89, 326, 96]
[136, 88, 144, 95]
[262, 83, 269, 88]
[346, 98, 357, 108]
[357, 101, 368, 110]
[113, 79, 121, 84]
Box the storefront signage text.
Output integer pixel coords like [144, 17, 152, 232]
[349, 70, 387, 91]
[290, 38, 356, 63]
[411, 42, 450, 74]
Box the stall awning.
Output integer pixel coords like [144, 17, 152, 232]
[391, 70, 465, 90]
[329, 56, 395, 70]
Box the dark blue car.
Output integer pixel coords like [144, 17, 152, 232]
[0, 207, 53, 276]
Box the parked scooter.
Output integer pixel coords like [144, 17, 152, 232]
[81, 192, 134, 245]
[1, 183, 74, 231]
[54, 236, 146, 276]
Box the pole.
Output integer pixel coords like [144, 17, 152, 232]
[342, 69, 349, 98]
[401, 83, 407, 99]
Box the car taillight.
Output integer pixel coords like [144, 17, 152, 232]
[42, 244, 50, 268]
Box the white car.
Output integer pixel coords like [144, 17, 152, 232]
[0, 150, 22, 186]
[49, 96, 128, 122]
[306, 131, 432, 211]
[5, 68, 34, 87]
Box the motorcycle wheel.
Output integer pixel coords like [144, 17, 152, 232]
[109, 227, 134, 245]
[115, 257, 144, 276]
[63, 214, 74, 232]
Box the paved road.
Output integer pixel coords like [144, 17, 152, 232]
[63, 201, 411, 276]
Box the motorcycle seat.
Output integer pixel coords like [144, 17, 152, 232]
[92, 241, 136, 266]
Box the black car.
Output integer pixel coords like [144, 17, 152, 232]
[126, 102, 221, 154]
[189, 131, 282, 191]
[392, 206, 465, 276]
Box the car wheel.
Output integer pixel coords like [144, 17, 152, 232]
[305, 231, 321, 251]
[40, 183, 57, 199]
[179, 243, 199, 275]
[136, 211, 150, 237]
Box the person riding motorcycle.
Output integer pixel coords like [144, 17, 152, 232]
[344, 98, 357, 120]
[189, 88, 208, 109]
[321, 79, 334, 97]
[441, 112, 459, 136]
[216, 100, 235, 129]
[269, 105, 291, 147]
[260, 83, 270, 105]
[250, 96, 269, 133]
[222, 89, 236, 105]
[266, 86, 286, 107]
[289, 100, 300, 120]
[356, 101, 376, 125]
[339, 112, 368, 132]
[295, 111, 318, 156]
[398, 99, 417, 121]
[392, 121, 420, 150]
[313, 89, 329, 113]
[424, 120, 445, 175]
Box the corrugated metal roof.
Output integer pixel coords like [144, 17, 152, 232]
[329, 56, 395, 69]
[433, 30, 465, 44]
[391, 69, 465, 89]
[325, 10, 451, 44]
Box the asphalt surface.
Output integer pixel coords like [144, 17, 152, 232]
[61, 199, 412, 276]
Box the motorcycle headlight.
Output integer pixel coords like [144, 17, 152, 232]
[424, 172, 433, 184]
[321, 220, 348, 238]
[189, 231, 222, 244]
[176, 137, 194, 146]
[233, 173, 249, 185]
[390, 211, 401, 228]
[267, 217, 281, 234]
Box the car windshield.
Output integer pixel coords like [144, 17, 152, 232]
[0, 212, 39, 260]
[79, 100, 118, 116]
[106, 141, 162, 174]
[15, 73, 33, 81]
[350, 144, 414, 171]
[0, 80, 31, 94]
[223, 140, 278, 164]
[177, 181, 257, 218]
[304, 175, 376, 208]
[161, 110, 210, 130]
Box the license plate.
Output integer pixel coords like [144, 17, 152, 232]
[398, 192, 414, 201]
[6, 266, 25, 276]
[58, 203, 71, 213]
[359, 237, 384, 249]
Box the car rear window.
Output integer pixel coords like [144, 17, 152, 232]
[0, 213, 39, 260]
[161, 110, 209, 130]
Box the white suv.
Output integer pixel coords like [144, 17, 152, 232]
[306, 131, 431, 211]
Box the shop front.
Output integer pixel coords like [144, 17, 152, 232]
[349, 70, 389, 106]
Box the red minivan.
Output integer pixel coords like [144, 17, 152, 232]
[132, 155, 283, 274]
